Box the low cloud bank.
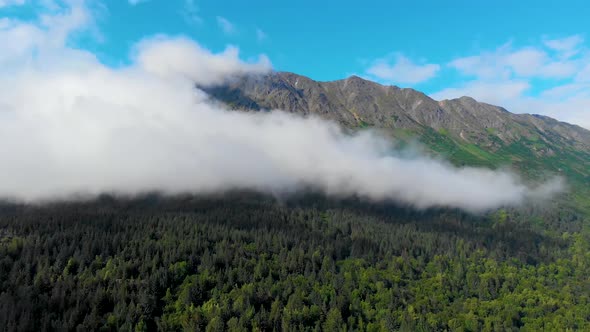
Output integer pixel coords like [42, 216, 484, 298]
[0, 1, 564, 212]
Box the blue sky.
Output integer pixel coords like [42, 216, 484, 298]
[2, 0, 590, 128]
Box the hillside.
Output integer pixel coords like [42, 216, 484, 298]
[204, 72, 590, 214]
[1, 73, 589, 331]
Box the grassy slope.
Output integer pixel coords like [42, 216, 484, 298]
[390, 126, 590, 231]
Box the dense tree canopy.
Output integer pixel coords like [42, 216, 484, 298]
[0, 193, 588, 331]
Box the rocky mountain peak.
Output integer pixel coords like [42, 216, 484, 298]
[203, 71, 590, 152]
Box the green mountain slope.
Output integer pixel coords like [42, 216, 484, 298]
[204, 72, 590, 217]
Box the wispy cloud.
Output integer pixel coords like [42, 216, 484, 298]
[128, 0, 148, 6]
[216, 16, 235, 35]
[365, 54, 440, 85]
[182, 0, 201, 25]
[431, 81, 531, 104]
[449, 42, 579, 79]
[431, 35, 590, 129]
[0, 0, 25, 8]
[543, 35, 584, 59]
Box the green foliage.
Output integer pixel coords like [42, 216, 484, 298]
[0, 194, 588, 330]
[438, 128, 449, 136]
[358, 120, 371, 128]
[413, 126, 590, 219]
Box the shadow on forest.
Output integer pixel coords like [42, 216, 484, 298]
[0, 190, 566, 265]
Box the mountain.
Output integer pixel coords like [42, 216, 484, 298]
[204, 72, 590, 213]
[3, 73, 590, 331]
[206, 72, 589, 149]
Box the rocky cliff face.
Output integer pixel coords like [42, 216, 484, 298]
[204, 72, 590, 154]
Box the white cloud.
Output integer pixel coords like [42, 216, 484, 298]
[449, 45, 577, 80]
[128, 0, 148, 5]
[133, 35, 271, 86]
[431, 81, 531, 105]
[216, 16, 235, 35]
[0, 1, 563, 212]
[431, 80, 590, 130]
[0, 0, 92, 68]
[182, 0, 201, 25]
[504, 48, 548, 76]
[544, 35, 584, 58]
[434, 36, 590, 129]
[514, 88, 590, 129]
[575, 63, 590, 82]
[366, 54, 440, 85]
[0, 0, 25, 7]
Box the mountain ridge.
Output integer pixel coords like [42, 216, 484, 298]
[204, 71, 590, 154]
[203, 71, 590, 213]
[206, 71, 590, 148]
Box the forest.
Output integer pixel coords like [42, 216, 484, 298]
[0, 192, 589, 331]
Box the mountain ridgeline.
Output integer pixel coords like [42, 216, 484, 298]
[204, 72, 590, 212]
